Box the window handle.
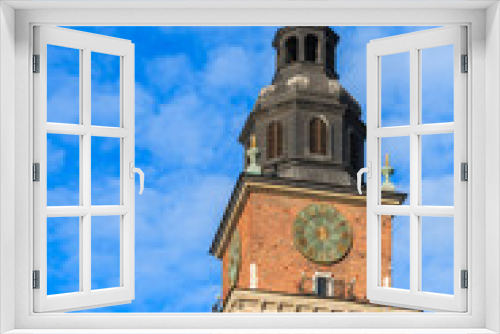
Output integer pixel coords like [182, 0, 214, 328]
[357, 162, 371, 195]
[129, 162, 144, 195]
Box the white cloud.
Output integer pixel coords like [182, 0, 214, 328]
[134, 39, 276, 169]
[134, 173, 232, 310]
[336, 26, 448, 126]
[137, 92, 226, 167]
[167, 284, 221, 312]
[91, 82, 121, 127]
[47, 186, 79, 206]
[422, 175, 454, 206]
[75, 170, 233, 311]
[47, 140, 66, 173]
[145, 54, 196, 95]
[135, 84, 156, 117]
[158, 26, 278, 55]
[203, 45, 273, 92]
[59, 169, 231, 312]
[47, 79, 80, 124]
[49, 25, 457, 312]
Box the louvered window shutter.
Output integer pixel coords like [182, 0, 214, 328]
[320, 120, 327, 155]
[276, 122, 283, 157]
[310, 119, 317, 153]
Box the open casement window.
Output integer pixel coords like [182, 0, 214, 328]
[365, 26, 467, 312]
[33, 26, 142, 312]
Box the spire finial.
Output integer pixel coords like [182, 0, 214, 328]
[250, 134, 257, 149]
[381, 153, 395, 191]
[245, 135, 262, 175]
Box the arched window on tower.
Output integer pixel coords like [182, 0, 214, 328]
[284, 36, 298, 64]
[305, 34, 318, 62]
[309, 117, 327, 155]
[267, 121, 283, 159]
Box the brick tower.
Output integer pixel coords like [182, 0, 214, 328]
[209, 27, 411, 313]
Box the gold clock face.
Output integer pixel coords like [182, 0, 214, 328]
[227, 228, 241, 288]
[293, 204, 353, 264]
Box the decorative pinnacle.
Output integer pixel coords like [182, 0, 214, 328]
[381, 153, 395, 191]
[250, 134, 257, 149]
[245, 134, 262, 175]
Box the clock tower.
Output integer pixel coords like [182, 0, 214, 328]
[209, 27, 412, 313]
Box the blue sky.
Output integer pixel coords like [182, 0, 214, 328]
[45, 26, 454, 312]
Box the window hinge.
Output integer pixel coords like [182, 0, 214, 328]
[461, 270, 468, 289]
[461, 162, 468, 181]
[33, 54, 40, 73]
[33, 270, 40, 289]
[461, 54, 468, 73]
[33, 163, 40, 182]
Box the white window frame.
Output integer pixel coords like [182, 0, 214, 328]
[0, 1, 498, 333]
[33, 25, 136, 313]
[366, 26, 468, 313]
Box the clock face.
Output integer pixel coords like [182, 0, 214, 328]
[293, 204, 353, 264]
[227, 228, 241, 288]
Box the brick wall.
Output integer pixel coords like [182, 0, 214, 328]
[222, 188, 392, 303]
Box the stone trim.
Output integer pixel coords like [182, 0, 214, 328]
[224, 288, 421, 313]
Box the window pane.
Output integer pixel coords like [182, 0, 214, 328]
[47, 133, 80, 206]
[421, 216, 454, 294]
[47, 217, 80, 295]
[91, 136, 121, 205]
[380, 136, 409, 205]
[91, 52, 121, 127]
[421, 45, 454, 124]
[380, 215, 410, 290]
[421, 133, 454, 206]
[91, 216, 121, 290]
[47, 45, 80, 124]
[381, 52, 410, 127]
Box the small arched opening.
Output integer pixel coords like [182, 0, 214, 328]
[284, 36, 298, 64]
[305, 34, 318, 62]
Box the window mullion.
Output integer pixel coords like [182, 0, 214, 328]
[82, 48, 92, 294]
[417, 48, 424, 293]
[78, 48, 84, 293]
[409, 47, 420, 295]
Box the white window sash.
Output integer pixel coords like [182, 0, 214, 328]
[366, 26, 468, 312]
[33, 26, 136, 313]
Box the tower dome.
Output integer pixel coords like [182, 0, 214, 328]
[272, 26, 339, 84]
[239, 26, 366, 186]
